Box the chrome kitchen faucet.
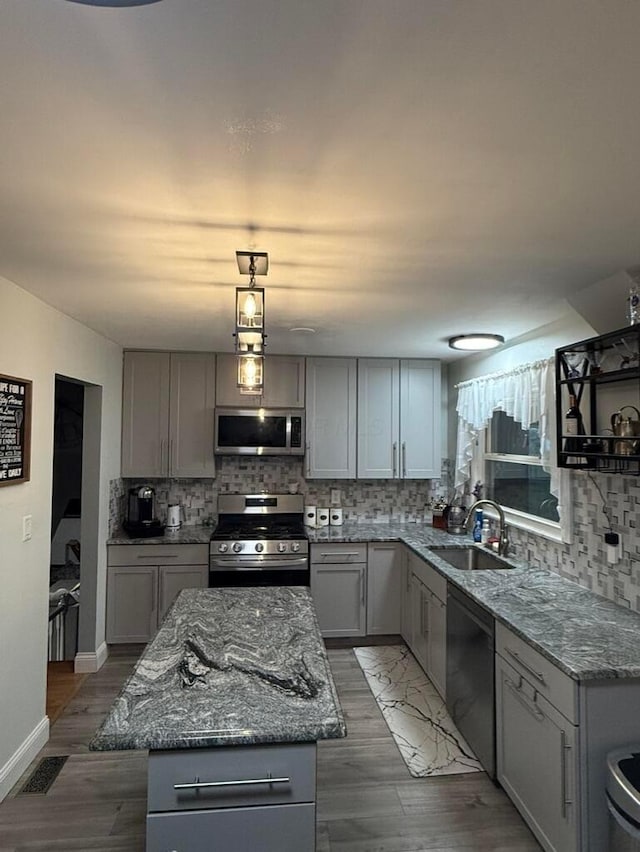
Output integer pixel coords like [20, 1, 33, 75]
[463, 499, 510, 557]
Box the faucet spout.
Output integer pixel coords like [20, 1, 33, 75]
[463, 499, 509, 557]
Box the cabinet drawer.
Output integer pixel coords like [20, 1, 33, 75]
[496, 622, 577, 723]
[108, 543, 208, 567]
[148, 743, 316, 812]
[146, 802, 315, 852]
[411, 552, 447, 601]
[311, 543, 367, 564]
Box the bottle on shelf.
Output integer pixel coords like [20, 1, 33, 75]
[564, 393, 586, 463]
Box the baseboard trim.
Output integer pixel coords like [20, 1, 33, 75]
[0, 716, 49, 802]
[74, 641, 108, 673]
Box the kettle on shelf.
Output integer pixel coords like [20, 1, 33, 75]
[610, 405, 640, 456]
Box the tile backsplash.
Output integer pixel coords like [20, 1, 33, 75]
[110, 457, 452, 534]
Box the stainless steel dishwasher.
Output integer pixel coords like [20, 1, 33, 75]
[446, 583, 496, 779]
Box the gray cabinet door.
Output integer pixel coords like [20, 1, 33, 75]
[400, 551, 412, 644]
[169, 353, 216, 478]
[310, 564, 365, 637]
[399, 359, 441, 478]
[366, 543, 401, 634]
[121, 351, 170, 477]
[261, 356, 305, 407]
[496, 654, 578, 852]
[146, 803, 315, 852]
[106, 565, 157, 644]
[428, 592, 446, 699]
[409, 573, 428, 669]
[305, 358, 357, 478]
[357, 359, 400, 478]
[158, 564, 207, 622]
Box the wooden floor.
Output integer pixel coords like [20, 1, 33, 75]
[46, 662, 88, 725]
[0, 645, 541, 852]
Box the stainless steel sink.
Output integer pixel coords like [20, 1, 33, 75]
[429, 546, 513, 570]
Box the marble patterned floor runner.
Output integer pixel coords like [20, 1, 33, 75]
[354, 644, 483, 778]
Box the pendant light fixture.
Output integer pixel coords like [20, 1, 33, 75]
[234, 251, 268, 394]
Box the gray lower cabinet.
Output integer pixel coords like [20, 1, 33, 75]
[404, 549, 447, 698]
[310, 544, 366, 637]
[496, 652, 578, 852]
[146, 743, 317, 852]
[366, 543, 401, 634]
[107, 545, 208, 643]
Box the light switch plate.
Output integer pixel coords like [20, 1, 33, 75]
[23, 515, 32, 542]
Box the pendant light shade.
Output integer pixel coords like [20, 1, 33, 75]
[233, 251, 268, 393]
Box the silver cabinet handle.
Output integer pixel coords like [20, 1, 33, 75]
[174, 776, 290, 791]
[392, 442, 397, 478]
[402, 442, 406, 477]
[504, 675, 545, 722]
[360, 566, 365, 606]
[169, 438, 174, 475]
[506, 648, 547, 685]
[137, 554, 177, 559]
[560, 730, 572, 817]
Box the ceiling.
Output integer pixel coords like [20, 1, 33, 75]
[3, 1, 640, 360]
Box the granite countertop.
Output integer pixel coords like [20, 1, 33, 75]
[90, 586, 346, 752]
[108, 526, 213, 545]
[309, 522, 640, 683]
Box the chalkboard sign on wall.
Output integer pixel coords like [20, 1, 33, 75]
[0, 374, 32, 486]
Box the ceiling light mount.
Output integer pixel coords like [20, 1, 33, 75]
[448, 333, 505, 351]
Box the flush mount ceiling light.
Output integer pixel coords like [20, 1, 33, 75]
[234, 251, 268, 395]
[448, 333, 505, 351]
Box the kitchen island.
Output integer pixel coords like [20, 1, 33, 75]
[91, 586, 346, 852]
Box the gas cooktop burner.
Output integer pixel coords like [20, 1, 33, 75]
[212, 519, 307, 541]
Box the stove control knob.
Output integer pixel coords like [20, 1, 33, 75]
[232, 542, 244, 553]
[218, 543, 228, 553]
[255, 542, 264, 553]
[277, 542, 287, 553]
[291, 542, 301, 553]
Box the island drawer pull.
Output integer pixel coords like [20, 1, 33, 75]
[137, 554, 178, 559]
[174, 775, 291, 791]
[505, 648, 547, 685]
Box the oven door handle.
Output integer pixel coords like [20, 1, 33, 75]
[209, 557, 309, 570]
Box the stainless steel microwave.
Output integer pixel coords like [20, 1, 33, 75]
[214, 408, 305, 456]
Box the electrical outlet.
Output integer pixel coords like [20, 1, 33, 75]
[605, 531, 622, 565]
[23, 515, 32, 542]
[330, 489, 341, 506]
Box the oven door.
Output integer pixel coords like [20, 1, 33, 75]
[209, 555, 310, 587]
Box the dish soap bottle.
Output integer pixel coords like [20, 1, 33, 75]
[480, 518, 491, 545]
[472, 510, 483, 542]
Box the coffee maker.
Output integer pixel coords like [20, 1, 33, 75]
[124, 485, 164, 538]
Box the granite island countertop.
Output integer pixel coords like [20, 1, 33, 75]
[308, 522, 640, 683]
[90, 586, 346, 752]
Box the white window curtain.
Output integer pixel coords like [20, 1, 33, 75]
[454, 357, 560, 509]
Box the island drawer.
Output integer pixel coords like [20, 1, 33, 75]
[108, 543, 208, 567]
[148, 742, 316, 812]
[496, 622, 577, 723]
[311, 543, 367, 564]
[146, 802, 315, 852]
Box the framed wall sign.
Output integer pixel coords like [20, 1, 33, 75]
[0, 374, 32, 486]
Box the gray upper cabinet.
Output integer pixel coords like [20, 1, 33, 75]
[400, 359, 441, 479]
[121, 351, 216, 478]
[215, 353, 305, 408]
[357, 359, 400, 478]
[358, 359, 441, 479]
[305, 357, 357, 479]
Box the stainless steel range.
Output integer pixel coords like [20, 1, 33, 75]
[209, 493, 309, 587]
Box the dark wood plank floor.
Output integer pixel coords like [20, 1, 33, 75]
[0, 644, 541, 851]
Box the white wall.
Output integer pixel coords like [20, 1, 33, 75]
[0, 276, 122, 800]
